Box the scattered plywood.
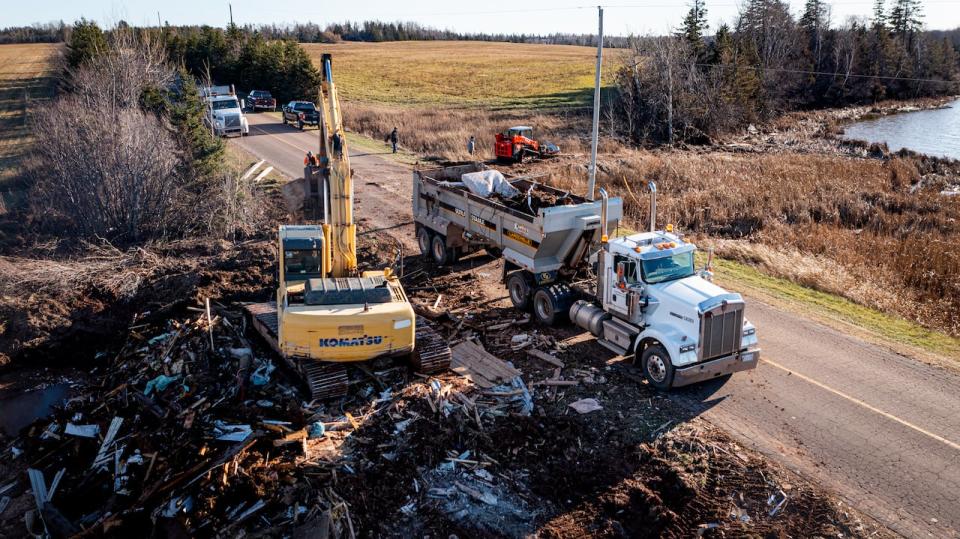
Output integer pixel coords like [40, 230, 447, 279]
[451, 341, 521, 388]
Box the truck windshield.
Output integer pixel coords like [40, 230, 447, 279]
[284, 249, 323, 277]
[212, 99, 239, 110]
[641, 252, 695, 284]
[295, 103, 316, 111]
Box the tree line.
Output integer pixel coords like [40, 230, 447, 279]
[1, 19, 632, 48]
[614, 0, 960, 143]
[0, 22, 67, 44]
[164, 25, 321, 103]
[63, 21, 322, 104]
[249, 20, 631, 48]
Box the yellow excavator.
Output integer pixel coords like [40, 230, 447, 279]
[245, 54, 450, 399]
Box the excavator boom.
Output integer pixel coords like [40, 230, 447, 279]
[317, 53, 357, 277]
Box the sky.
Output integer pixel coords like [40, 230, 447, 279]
[5, 0, 960, 35]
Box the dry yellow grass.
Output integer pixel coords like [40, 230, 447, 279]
[304, 41, 627, 108]
[0, 43, 61, 196]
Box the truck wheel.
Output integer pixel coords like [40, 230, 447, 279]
[506, 272, 532, 311]
[641, 343, 674, 391]
[532, 284, 573, 326]
[417, 227, 432, 258]
[282, 115, 287, 125]
[431, 235, 452, 266]
[298, 120, 304, 130]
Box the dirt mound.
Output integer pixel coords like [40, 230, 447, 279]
[0, 239, 274, 369]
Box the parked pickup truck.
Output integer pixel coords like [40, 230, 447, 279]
[282, 101, 320, 130]
[247, 90, 276, 111]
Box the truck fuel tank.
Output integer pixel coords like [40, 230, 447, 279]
[570, 300, 610, 337]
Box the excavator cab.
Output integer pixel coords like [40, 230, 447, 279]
[507, 126, 533, 139]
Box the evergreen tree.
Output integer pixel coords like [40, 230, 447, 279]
[889, 0, 923, 39]
[679, 0, 709, 58]
[65, 19, 106, 69]
[872, 0, 888, 32]
[799, 0, 830, 71]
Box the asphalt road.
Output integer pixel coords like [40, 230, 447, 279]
[234, 113, 960, 538]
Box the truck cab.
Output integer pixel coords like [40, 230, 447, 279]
[207, 95, 249, 137]
[583, 229, 759, 389]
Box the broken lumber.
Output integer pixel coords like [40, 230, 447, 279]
[527, 349, 564, 368]
[450, 341, 521, 388]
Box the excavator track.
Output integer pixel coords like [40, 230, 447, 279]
[301, 361, 349, 400]
[411, 319, 452, 374]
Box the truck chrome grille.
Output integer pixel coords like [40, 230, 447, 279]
[225, 114, 241, 128]
[700, 304, 744, 361]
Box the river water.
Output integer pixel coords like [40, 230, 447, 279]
[841, 98, 960, 160]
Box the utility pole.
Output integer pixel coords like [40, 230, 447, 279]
[157, 11, 162, 28]
[586, 6, 603, 201]
[229, 4, 234, 27]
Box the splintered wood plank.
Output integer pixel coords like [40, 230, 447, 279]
[451, 341, 521, 388]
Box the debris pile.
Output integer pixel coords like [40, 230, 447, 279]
[0, 238, 889, 537]
[0, 305, 364, 537]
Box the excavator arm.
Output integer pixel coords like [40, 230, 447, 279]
[316, 53, 357, 277]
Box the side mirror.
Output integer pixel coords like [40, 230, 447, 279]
[240, 99, 246, 110]
[699, 248, 715, 282]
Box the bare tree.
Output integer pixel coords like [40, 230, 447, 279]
[30, 30, 186, 242]
[30, 102, 183, 241]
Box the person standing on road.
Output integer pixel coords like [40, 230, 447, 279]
[390, 127, 399, 154]
[332, 131, 344, 160]
[467, 135, 476, 156]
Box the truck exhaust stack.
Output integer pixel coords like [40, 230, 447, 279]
[599, 187, 609, 241]
[648, 181, 657, 233]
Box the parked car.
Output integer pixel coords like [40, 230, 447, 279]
[247, 90, 276, 112]
[282, 101, 320, 130]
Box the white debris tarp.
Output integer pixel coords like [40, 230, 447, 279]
[461, 170, 520, 199]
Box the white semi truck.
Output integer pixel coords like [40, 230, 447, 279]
[201, 85, 249, 137]
[412, 164, 759, 389]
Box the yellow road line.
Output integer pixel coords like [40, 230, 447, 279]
[763, 358, 960, 452]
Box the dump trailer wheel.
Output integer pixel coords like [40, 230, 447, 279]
[641, 343, 674, 391]
[417, 227, 433, 258]
[431, 234, 453, 266]
[506, 272, 532, 311]
[532, 284, 574, 326]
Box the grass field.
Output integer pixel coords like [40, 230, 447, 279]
[303, 41, 627, 108]
[0, 43, 61, 208]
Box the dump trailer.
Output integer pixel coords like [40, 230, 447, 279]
[413, 163, 623, 324]
[413, 163, 760, 390]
